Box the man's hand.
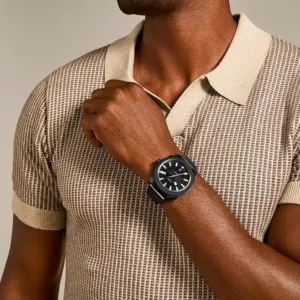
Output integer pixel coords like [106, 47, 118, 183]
[81, 79, 181, 180]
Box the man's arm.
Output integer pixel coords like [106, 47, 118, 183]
[265, 204, 300, 264]
[80, 80, 300, 300]
[0, 215, 65, 300]
[157, 174, 300, 300]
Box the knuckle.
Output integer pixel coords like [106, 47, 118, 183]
[127, 83, 141, 93]
[81, 119, 91, 132]
[80, 116, 87, 127]
[105, 79, 115, 86]
[83, 100, 97, 115]
[82, 99, 88, 107]
[99, 101, 109, 113]
[94, 115, 102, 127]
[112, 87, 124, 99]
[91, 89, 100, 98]
[82, 99, 92, 109]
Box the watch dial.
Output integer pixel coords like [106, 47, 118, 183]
[157, 159, 191, 192]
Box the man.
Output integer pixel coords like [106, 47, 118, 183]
[1, 0, 300, 299]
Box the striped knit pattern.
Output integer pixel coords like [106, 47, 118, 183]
[12, 32, 300, 300]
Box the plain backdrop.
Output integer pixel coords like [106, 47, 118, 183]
[1, 1, 299, 299]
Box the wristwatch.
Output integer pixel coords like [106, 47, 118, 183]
[147, 154, 198, 204]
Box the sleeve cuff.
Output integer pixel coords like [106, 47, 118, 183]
[278, 181, 300, 205]
[12, 190, 66, 230]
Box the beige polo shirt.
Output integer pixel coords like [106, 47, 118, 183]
[11, 13, 300, 300]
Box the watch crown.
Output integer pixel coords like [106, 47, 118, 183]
[155, 159, 161, 163]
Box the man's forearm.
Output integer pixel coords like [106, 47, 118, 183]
[79, 78, 300, 299]
[0, 258, 61, 300]
[157, 174, 300, 299]
[0, 273, 60, 300]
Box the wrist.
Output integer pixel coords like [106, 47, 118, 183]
[140, 146, 182, 181]
[146, 151, 198, 205]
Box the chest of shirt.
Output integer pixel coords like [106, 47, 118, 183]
[52, 88, 293, 240]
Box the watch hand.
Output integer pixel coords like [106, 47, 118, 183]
[168, 173, 188, 178]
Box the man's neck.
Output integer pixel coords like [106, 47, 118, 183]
[133, 1, 237, 105]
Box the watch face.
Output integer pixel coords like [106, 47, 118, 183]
[154, 158, 192, 195]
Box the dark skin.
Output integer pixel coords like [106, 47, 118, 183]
[0, 216, 65, 299]
[81, 79, 300, 299]
[1, 0, 299, 299]
[127, 0, 238, 106]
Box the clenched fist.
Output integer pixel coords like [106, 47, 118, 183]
[81, 80, 181, 180]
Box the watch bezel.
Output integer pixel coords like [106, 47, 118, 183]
[153, 156, 194, 196]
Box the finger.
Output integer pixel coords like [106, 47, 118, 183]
[82, 99, 97, 115]
[81, 112, 102, 133]
[81, 115, 102, 147]
[83, 128, 102, 147]
[82, 98, 111, 115]
[91, 86, 117, 99]
[104, 79, 128, 89]
[81, 99, 96, 117]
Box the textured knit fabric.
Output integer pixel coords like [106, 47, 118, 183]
[12, 13, 300, 300]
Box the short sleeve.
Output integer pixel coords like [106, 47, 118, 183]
[279, 141, 300, 205]
[12, 78, 66, 230]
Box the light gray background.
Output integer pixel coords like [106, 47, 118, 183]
[1, 1, 299, 299]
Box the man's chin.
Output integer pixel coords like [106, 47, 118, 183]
[117, 6, 146, 16]
[117, 6, 154, 16]
[117, 0, 175, 16]
[117, 0, 143, 15]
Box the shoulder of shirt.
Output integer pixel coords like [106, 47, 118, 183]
[268, 36, 300, 144]
[269, 35, 300, 75]
[28, 45, 111, 157]
[46, 44, 110, 84]
[33, 44, 111, 108]
[267, 36, 300, 104]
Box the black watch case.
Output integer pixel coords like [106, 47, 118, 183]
[148, 154, 197, 203]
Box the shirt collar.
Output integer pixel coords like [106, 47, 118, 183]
[105, 13, 272, 106]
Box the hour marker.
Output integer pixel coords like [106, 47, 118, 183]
[183, 179, 189, 182]
[181, 183, 185, 188]
[163, 165, 167, 169]
[159, 171, 166, 175]
[159, 178, 164, 181]
[163, 183, 167, 186]
[175, 162, 178, 167]
[169, 186, 172, 191]
[176, 186, 179, 191]
[174, 182, 177, 186]
[169, 162, 172, 167]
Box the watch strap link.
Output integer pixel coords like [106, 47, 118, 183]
[147, 183, 165, 204]
[180, 154, 198, 173]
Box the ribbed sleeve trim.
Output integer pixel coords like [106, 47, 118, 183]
[12, 190, 66, 230]
[278, 181, 300, 205]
